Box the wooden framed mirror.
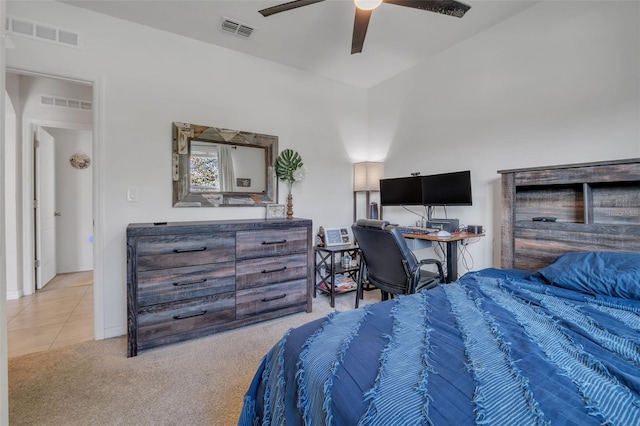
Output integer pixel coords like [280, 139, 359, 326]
[172, 122, 278, 207]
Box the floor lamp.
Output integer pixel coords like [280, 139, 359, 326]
[353, 162, 384, 222]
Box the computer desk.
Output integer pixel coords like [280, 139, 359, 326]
[403, 232, 485, 283]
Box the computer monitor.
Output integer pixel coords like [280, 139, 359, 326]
[421, 170, 472, 206]
[380, 176, 422, 206]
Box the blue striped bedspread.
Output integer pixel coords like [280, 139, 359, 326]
[239, 268, 640, 425]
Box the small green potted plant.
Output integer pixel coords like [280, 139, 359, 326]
[275, 149, 305, 219]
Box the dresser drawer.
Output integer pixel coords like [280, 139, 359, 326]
[137, 292, 236, 347]
[236, 279, 307, 319]
[136, 233, 235, 271]
[236, 227, 308, 260]
[236, 254, 307, 290]
[136, 261, 235, 306]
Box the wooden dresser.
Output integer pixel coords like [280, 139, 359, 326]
[499, 158, 640, 271]
[126, 218, 313, 357]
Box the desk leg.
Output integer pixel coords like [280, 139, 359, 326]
[330, 252, 336, 308]
[355, 261, 365, 309]
[313, 252, 317, 298]
[445, 241, 458, 283]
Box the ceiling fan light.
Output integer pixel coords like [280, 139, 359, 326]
[354, 0, 382, 11]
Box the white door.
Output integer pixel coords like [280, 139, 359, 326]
[51, 128, 94, 273]
[35, 126, 57, 289]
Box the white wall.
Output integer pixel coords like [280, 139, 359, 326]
[4, 72, 22, 300]
[1, 0, 9, 420]
[4, 87, 20, 299]
[49, 127, 93, 273]
[369, 1, 640, 274]
[6, 0, 367, 338]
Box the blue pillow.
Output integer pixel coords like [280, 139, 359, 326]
[529, 251, 640, 300]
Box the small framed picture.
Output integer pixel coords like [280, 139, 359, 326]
[236, 178, 251, 188]
[325, 227, 352, 246]
[266, 204, 286, 219]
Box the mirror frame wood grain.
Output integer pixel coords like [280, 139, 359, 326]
[172, 122, 278, 207]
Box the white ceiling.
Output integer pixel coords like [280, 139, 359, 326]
[61, 0, 537, 88]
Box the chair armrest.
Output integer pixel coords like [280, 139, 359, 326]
[418, 259, 444, 282]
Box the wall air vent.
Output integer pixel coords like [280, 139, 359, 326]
[41, 94, 92, 111]
[6, 16, 82, 49]
[219, 17, 255, 38]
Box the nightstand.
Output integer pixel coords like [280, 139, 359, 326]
[313, 245, 360, 308]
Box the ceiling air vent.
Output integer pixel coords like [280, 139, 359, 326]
[219, 17, 255, 39]
[6, 16, 82, 49]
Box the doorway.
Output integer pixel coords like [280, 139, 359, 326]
[34, 125, 94, 290]
[4, 69, 103, 345]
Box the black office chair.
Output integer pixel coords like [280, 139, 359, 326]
[352, 219, 444, 308]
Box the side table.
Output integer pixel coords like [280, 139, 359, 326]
[314, 245, 360, 308]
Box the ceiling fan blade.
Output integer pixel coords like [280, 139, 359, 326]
[351, 8, 373, 54]
[259, 0, 326, 17]
[383, 0, 470, 18]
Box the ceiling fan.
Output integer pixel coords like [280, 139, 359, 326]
[258, 0, 471, 54]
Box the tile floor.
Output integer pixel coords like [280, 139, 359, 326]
[6, 271, 94, 358]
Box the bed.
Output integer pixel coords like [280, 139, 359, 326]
[238, 252, 640, 425]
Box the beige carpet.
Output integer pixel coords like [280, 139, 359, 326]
[9, 289, 381, 426]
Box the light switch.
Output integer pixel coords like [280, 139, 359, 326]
[126, 186, 139, 202]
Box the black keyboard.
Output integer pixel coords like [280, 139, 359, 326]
[397, 226, 431, 235]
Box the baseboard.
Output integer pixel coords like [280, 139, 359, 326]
[103, 325, 126, 339]
[57, 267, 93, 274]
[6, 290, 23, 300]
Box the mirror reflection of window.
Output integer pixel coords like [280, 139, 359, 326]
[190, 141, 221, 192]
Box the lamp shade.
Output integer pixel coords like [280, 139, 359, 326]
[353, 162, 384, 191]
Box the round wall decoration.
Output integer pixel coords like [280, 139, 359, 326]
[70, 152, 91, 169]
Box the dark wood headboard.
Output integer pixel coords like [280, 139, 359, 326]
[498, 158, 640, 271]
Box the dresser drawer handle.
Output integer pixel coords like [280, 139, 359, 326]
[173, 278, 207, 287]
[261, 266, 287, 274]
[173, 310, 207, 320]
[173, 247, 207, 253]
[261, 239, 287, 245]
[261, 294, 287, 302]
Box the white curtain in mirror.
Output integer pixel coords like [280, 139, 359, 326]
[219, 146, 236, 192]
